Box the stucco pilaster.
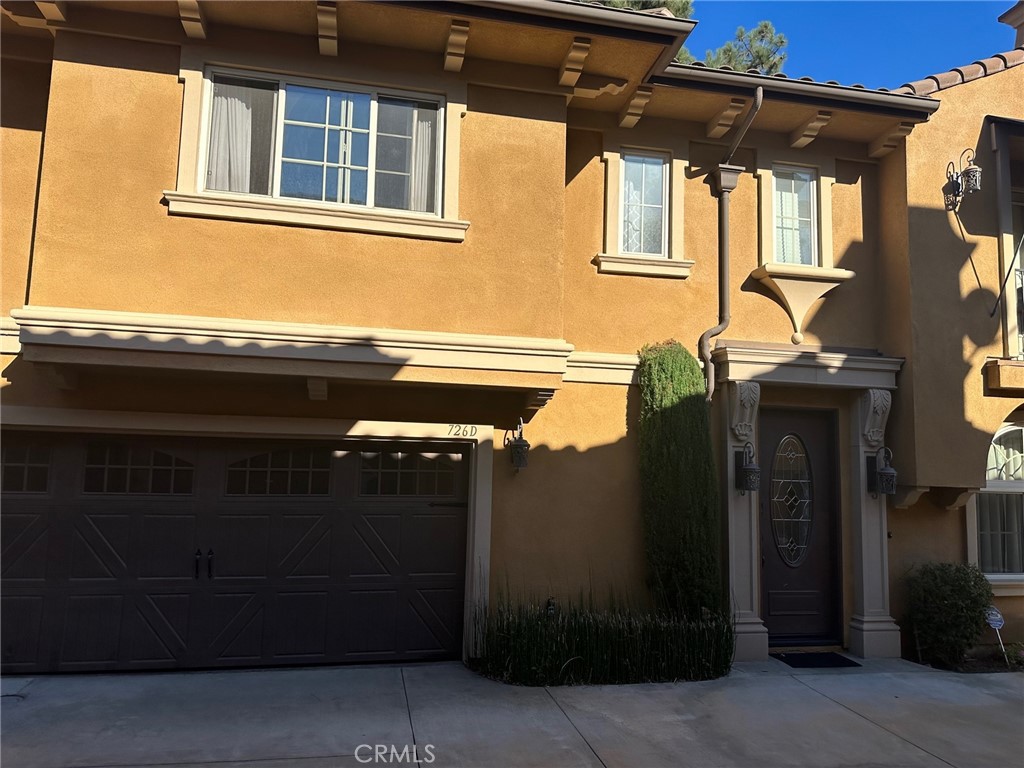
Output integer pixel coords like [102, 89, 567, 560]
[848, 388, 902, 657]
[723, 380, 769, 660]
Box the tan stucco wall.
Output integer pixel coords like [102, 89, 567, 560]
[26, 32, 567, 340]
[490, 381, 648, 604]
[562, 118, 884, 357]
[894, 65, 1024, 489]
[1, 56, 50, 318]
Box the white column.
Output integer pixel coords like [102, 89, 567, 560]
[848, 389, 902, 657]
[723, 380, 769, 660]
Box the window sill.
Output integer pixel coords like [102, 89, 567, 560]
[595, 253, 694, 279]
[163, 191, 470, 242]
[750, 263, 855, 344]
[986, 574, 1024, 597]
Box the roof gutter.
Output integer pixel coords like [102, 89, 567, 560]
[654, 65, 940, 119]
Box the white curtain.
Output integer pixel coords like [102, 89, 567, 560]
[978, 493, 1024, 573]
[208, 82, 253, 194]
[410, 107, 435, 213]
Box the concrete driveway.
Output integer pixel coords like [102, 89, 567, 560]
[2, 657, 1021, 768]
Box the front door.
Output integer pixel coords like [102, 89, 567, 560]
[759, 409, 841, 645]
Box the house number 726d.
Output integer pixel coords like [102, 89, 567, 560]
[448, 424, 478, 437]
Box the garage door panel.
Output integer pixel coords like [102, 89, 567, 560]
[349, 513, 401, 578]
[60, 594, 124, 668]
[277, 514, 332, 580]
[209, 516, 271, 579]
[405, 512, 466, 578]
[203, 591, 269, 664]
[1, 433, 470, 673]
[69, 513, 131, 581]
[272, 591, 329, 658]
[343, 589, 398, 657]
[138, 514, 199, 580]
[127, 593, 192, 664]
[404, 588, 461, 656]
[1, 513, 50, 581]
[1, 594, 45, 668]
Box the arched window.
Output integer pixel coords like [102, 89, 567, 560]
[976, 425, 1024, 574]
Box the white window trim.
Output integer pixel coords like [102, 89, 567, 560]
[167, 46, 468, 242]
[596, 143, 692, 279]
[966, 423, 1024, 595]
[756, 153, 836, 272]
[618, 150, 669, 258]
[771, 163, 819, 267]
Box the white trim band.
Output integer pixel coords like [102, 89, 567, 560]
[713, 343, 903, 389]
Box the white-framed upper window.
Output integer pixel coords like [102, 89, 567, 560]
[977, 425, 1024, 575]
[772, 164, 818, 266]
[203, 70, 443, 216]
[620, 151, 669, 257]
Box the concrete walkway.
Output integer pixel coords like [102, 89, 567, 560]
[2, 657, 1021, 768]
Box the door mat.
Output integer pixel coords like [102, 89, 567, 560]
[770, 652, 861, 669]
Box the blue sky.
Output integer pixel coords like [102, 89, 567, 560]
[682, 1, 1015, 89]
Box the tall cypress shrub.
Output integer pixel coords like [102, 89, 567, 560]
[638, 340, 722, 616]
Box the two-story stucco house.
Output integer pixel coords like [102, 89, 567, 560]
[1, 0, 1021, 674]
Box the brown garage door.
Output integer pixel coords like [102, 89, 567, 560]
[1, 431, 469, 673]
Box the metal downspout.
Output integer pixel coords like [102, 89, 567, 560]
[698, 86, 763, 401]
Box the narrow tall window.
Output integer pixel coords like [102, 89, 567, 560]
[621, 152, 668, 257]
[205, 73, 441, 215]
[773, 165, 818, 266]
[977, 425, 1024, 574]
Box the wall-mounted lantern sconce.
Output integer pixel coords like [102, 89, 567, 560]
[734, 441, 760, 495]
[504, 417, 530, 472]
[867, 447, 898, 497]
[944, 148, 982, 211]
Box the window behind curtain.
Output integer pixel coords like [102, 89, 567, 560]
[204, 73, 440, 214]
[774, 165, 817, 266]
[621, 153, 666, 256]
[978, 426, 1024, 574]
[206, 76, 277, 195]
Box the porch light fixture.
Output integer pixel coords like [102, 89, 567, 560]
[505, 418, 530, 472]
[734, 441, 760, 494]
[944, 149, 982, 211]
[867, 447, 898, 497]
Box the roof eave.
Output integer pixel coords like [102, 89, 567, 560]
[655, 64, 940, 120]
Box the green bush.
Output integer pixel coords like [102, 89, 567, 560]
[637, 341, 722, 615]
[469, 598, 733, 685]
[907, 562, 993, 669]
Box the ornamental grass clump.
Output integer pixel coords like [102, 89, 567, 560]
[906, 562, 993, 669]
[470, 598, 733, 686]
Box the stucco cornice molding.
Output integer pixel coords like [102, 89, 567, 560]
[564, 351, 638, 384]
[163, 191, 470, 242]
[11, 306, 575, 381]
[712, 343, 903, 390]
[1, 317, 21, 355]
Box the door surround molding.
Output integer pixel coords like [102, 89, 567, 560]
[0, 405, 495, 661]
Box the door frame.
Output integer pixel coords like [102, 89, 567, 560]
[758, 406, 843, 646]
[0, 406, 495, 664]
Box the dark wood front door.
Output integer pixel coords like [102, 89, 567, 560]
[1, 432, 469, 674]
[759, 409, 841, 645]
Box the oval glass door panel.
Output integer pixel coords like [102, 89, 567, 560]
[770, 434, 814, 567]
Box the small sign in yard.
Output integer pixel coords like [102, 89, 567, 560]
[986, 606, 1009, 668]
[985, 606, 1004, 630]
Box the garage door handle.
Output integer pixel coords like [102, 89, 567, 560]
[428, 502, 468, 508]
[194, 549, 201, 579]
[207, 549, 214, 579]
